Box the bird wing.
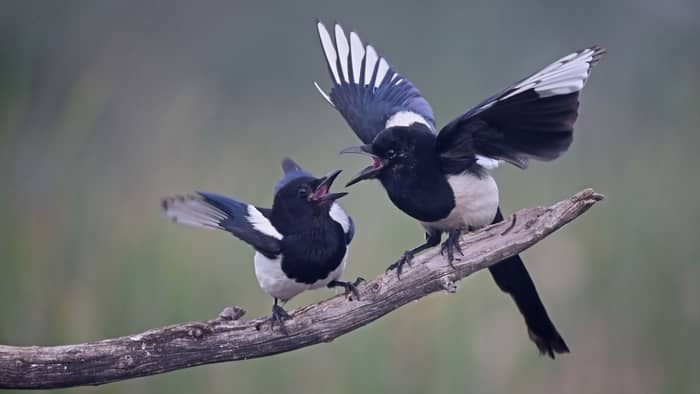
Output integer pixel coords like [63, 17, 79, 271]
[314, 21, 436, 144]
[435, 46, 605, 173]
[161, 192, 282, 257]
[329, 203, 355, 244]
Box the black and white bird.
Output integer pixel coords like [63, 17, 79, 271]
[161, 158, 359, 333]
[314, 21, 604, 357]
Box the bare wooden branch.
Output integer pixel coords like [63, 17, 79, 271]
[0, 189, 603, 390]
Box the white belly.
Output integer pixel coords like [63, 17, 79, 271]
[253, 251, 348, 302]
[421, 172, 499, 232]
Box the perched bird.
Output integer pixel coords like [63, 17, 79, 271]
[161, 158, 360, 333]
[314, 21, 604, 357]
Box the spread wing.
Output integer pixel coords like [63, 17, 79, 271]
[315, 21, 435, 144]
[161, 192, 281, 257]
[436, 46, 605, 173]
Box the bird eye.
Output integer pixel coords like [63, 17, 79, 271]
[386, 149, 397, 159]
[297, 187, 309, 198]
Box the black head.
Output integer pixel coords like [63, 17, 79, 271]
[341, 124, 436, 186]
[272, 160, 347, 219]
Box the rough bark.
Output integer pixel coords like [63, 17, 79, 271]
[0, 189, 603, 390]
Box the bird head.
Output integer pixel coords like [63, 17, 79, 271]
[273, 158, 347, 216]
[341, 125, 434, 186]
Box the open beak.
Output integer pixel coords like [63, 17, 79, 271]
[310, 169, 348, 205]
[339, 145, 385, 187]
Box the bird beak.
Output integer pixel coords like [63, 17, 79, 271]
[310, 169, 348, 204]
[339, 145, 385, 187]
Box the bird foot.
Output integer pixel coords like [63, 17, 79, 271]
[328, 277, 365, 301]
[440, 229, 464, 268]
[386, 251, 414, 279]
[268, 304, 291, 335]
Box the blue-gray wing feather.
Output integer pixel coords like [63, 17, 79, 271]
[315, 21, 435, 144]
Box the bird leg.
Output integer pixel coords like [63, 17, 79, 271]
[440, 228, 464, 268]
[387, 231, 441, 278]
[327, 277, 365, 301]
[268, 298, 291, 335]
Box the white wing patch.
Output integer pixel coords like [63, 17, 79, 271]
[475, 155, 501, 169]
[329, 203, 351, 234]
[375, 58, 390, 87]
[500, 47, 604, 101]
[334, 24, 350, 83]
[246, 206, 283, 240]
[385, 111, 433, 130]
[316, 22, 399, 91]
[349, 32, 365, 83]
[364, 45, 379, 85]
[317, 23, 340, 84]
[161, 195, 226, 230]
[315, 21, 435, 132]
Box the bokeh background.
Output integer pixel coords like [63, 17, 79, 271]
[1, 1, 698, 393]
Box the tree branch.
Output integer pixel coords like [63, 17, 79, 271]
[0, 189, 603, 390]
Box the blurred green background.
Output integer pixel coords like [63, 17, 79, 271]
[1, 0, 698, 393]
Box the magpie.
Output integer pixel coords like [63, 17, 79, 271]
[314, 21, 604, 357]
[161, 158, 359, 333]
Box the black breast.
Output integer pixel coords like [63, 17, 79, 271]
[380, 161, 456, 223]
[279, 220, 347, 284]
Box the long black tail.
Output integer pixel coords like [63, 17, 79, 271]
[488, 208, 570, 358]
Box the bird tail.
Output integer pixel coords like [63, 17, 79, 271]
[160, 194, 229, 231]
[489, 209, 570, 358]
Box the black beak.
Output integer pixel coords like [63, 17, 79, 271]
[339, 145, 385, 187]
[310, 169, 348, 204]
